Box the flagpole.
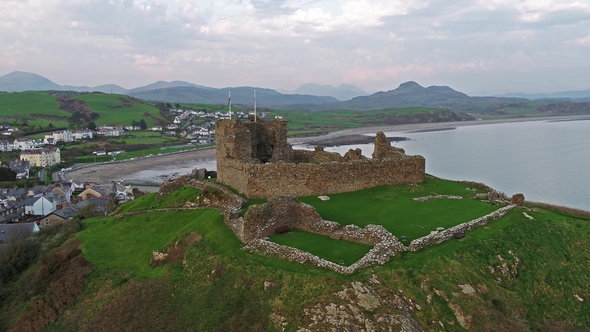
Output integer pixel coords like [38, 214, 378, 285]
[254, 90, 257, 122]
[228, 91, 232, 120]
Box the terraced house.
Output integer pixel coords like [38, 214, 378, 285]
[19, 147, 61, 167]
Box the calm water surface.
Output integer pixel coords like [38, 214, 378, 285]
[298, 119, 590, 211]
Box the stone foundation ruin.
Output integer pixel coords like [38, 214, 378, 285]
[215, 118, 425, 198]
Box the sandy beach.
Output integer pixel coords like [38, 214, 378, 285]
[64, 115, 590, 186]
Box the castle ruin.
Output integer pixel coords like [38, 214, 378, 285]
[215, 118, 425, 198]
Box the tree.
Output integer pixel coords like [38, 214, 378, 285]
[88, 121, 97, 131]
[175, 103, 181, 109]
[47, 123, 54, 129]
[0, 167, 17, 181]
[4, 225, 33, 244]
[79, 203, 99, 219]
[139, 119, 148, 130]
[90, 112, 100, 120]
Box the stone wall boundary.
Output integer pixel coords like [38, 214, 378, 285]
[412, 195, 463, 202]
[241, 202, 517, 274]
[406, 204, 516, 251]
[243, 223, 407, 275]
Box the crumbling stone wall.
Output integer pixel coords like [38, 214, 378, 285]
[216, 119, 425, 199]
[240, 194, 322, 242]
[406, 205, 516, 251]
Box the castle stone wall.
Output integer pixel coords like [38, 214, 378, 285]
[216, 119, 425, 199]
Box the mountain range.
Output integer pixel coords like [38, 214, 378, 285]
[2, 71, 590, 111]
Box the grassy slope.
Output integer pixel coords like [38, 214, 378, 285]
[4, 182, 590, 331]
[0, 90, 70, 119]
[73, 93, 165, 127]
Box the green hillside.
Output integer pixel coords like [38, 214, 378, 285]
[73, 93, 165, 127]
[0, 91, 166, 129]
[0, 91, 71, 118]
[1, 178, 589, 331]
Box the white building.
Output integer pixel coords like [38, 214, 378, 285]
[14, 138, 34, 151]
[0, 140, 13, 152]
[72, 130, 93, 140]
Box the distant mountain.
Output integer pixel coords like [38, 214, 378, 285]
[128, 86, 339, 107]
[291, 81, 526, 111]
[61, 84, 128, 94]
[293, 83, 368, 101]
[498, 89, 590, 100]
[127, 80, 214, 94]
[0, 71, 128, 93]
[0, 71, 62, 92]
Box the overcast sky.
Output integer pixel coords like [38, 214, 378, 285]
[1, 0, 590, 95]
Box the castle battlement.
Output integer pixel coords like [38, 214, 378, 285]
[215, 118, 425, 198]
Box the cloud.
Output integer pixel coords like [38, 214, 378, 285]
[0, 0, 589, 93]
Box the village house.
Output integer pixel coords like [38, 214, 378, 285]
[72, 130, 93, 140]
[19, 147, 61, 167]
[77, 187, 105, 200]
[44, 130, 73, 144]
[13, 137, 34, 151]
[0, 140, 13, 152]
[0, 200, 25, 223]
[96, 126, 124, 137]
[8, 160, 30, 179]
[0, 188, 26, 201]
[24, 194, 57, 216]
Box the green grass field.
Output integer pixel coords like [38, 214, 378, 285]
[0, 91, 68, 117]
[297, 177, 494, 241]
[269, 230, 372, 266]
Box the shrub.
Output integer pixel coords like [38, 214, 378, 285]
[0, 240, 41, 282]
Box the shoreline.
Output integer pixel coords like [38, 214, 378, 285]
[287, 114, 590, 145]
[65, 114, 590, 187]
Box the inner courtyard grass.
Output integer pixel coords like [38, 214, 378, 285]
[269, 230, 373, 266]
[298, 177, 497, 241]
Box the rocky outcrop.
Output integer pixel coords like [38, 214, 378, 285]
[297, 282, 424, 332]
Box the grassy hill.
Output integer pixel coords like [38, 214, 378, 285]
[1, 177, 589, 331]
[71, 93, 165, 127]
[0, 91, 71, 118]
[0, 91, 166, 129]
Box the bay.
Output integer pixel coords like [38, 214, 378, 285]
[296, 119, 590, 211]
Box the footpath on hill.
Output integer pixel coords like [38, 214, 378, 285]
[64, 115, 590, 186]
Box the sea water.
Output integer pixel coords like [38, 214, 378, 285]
[297, 119, 590, 211]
